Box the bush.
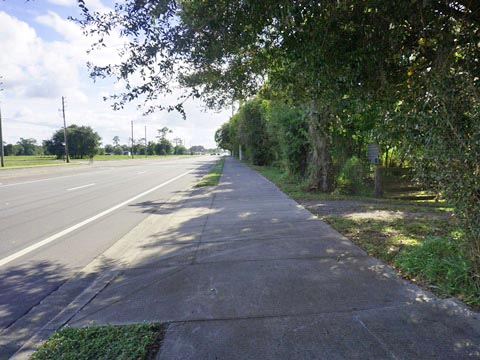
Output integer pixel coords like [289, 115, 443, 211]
[395, 236, 479, 305]
[336, 156, 372, 195]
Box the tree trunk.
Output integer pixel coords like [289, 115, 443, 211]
[307, 100, 334, 192]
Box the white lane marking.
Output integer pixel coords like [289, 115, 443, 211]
[67, 183, 96, 191]
[0, 170, 193, 268]
[0, 171, 107, 188]
[137, 171, 148, 174]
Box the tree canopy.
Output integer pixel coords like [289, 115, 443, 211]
[44, 125, 101, 159]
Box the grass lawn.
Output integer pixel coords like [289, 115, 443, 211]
[196, 157, 225, 187]
[31, 323, 164, 360]
[93, 154, 197, 161]
[2, 155, 66, 167]
[249, 163, 479, 307]
[0, 154, 198, 168]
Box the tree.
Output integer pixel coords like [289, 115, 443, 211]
[156, 127, 172, 141]
[112, 136, 120, 147]
[174, 145, 187, 155]
[4, 143, 14, 156]
[16, 138, 39, 156]
[147, 141, 156, 155]
[190, 145, 205, 153]
[104, 144, 114, 154]
[215, 123, 234, 152]
[155, 138, 173, 155]
[45, 125, 101, 159]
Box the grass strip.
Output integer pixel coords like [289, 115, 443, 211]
[94, 155, 198, 161]
[249, 163, 479, 307]
[196, 157, 225, 187]
[31, 323, 164, 360]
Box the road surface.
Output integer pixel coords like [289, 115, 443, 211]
[0, 156, 217, 357]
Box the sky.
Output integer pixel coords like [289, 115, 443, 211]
[0, 0, 231, 149]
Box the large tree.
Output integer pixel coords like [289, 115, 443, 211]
[45, 125, 101, 159]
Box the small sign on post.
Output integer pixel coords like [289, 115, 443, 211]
[367, 144, 379, 165]
[367, 144, 382, 197]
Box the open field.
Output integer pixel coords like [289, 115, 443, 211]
[2, 155, 63, 167]
[0, 154, 199, 168]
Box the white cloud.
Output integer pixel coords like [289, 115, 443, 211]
[0, 9, 229, 149]
[46, 0, 109, 12]
[46, 0, 77, 7]
[36, 10, 85, 44]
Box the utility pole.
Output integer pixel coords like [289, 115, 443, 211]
[62, 96, 70, 163]
[145, 125, 147, 158]
[0, 79, 4, 167]
[131, 120, 134, 159]
[0, 105, 4, 168]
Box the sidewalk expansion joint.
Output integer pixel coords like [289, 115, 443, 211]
[191, 191, 217, 265]
[68, 266, 192, 326]
[162, 298, 449, 327]
[354, 316, 398, 360]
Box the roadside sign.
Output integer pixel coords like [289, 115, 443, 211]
[367, 144, 379, 165]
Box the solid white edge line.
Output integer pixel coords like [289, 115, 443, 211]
[67, 183, 96, 191]
[0, 170, 193, 268]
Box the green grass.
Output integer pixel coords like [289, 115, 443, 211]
[323, 216, 456, 263]
[196, 157, 225, 187]
[249, 162, 479, 307]
[2, 155, 65, 167]
[0, 154, 198, 168]
[94, 154, 196, 161]
[31, 323, 164, 360]
[327, 213, 479, 305]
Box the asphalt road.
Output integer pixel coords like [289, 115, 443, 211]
[0, 156, 217, 357]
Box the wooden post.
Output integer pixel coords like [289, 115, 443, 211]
[374, 165, 383, 198]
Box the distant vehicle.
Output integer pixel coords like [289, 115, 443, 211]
[123, 151, 131, 156]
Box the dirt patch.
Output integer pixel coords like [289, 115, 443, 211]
[300, 200, 452, 220]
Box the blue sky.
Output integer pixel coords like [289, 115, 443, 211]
[0, 0, 229, 148]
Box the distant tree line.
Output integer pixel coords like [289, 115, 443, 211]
[2, 138, 44, 156]
[3, 125, 201, 159]
[4, 126, 197, 159]
[101, 127, 189, 156]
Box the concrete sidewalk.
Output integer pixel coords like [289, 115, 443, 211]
[64, 157, 480, 359]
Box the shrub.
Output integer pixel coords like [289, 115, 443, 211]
[336, 156, 372, 195]
[395, 236, 479, 305]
